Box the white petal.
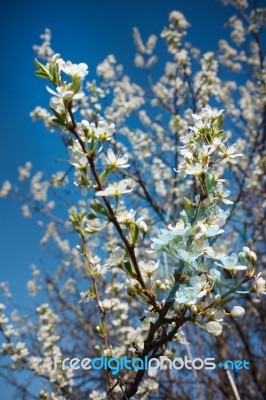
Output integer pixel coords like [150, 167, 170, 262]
[46, 85, 57, 96]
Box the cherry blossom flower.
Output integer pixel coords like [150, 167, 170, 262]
[174, 276, 207, 305]
[60, 61, 88, 79]
[97, 121, 115, 141]
[253, 273, 266, 296]
[104, 148, 130, 169]
[46, 85, 84, 100]
[208, 268, 221, 283]
[139, 260, 159, 277]
[215, 253, 247, 271]
[103, 246, 126, 267]
[79, 291, 94, 303]
[96, 179, 132, 197]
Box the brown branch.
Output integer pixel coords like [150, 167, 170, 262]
[120, 315, 189, 399]
[67, 102, 159, 313]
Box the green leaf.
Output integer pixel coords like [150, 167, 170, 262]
[34, 58, 45, 70]
[123, 261, 136, 277]
[204, 172, 214, 194]
[34, 58, 52, 80]
[214, 114, 223, 131]
[50, 107, 67, 128]
[48, 55, 61, 86]
[87, 213, 97, 220]
[219, 296, 235, 306]
[99, 169, 111, 185]
[35, 71, 50, 80]
[129, 223, 139, 245]
[183, 197, 194, 217]
[50, 66, 60, 86]
[71, 75, 81, 94]
[90, 200, 109, 216]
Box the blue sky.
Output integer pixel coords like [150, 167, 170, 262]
[0, 0, 233, 301]
[0, 0, 234, 396]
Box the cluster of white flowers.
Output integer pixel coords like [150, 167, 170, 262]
[33, 53, 89, 134]
[106, 76, 145, 123]
[68, 120, 116, 194]
[219, 39, 242, 71]
[31, 171, 49, 202]
[0, 180, 11, 198]
[150, 107, 262, 335]
[18, 161, 32, 181]
[117, 209, 148, 233]
[194, 52, 220, 108]
[221, 0, 248, 9]
[33, 28, 54, 61]
[79, 119, 115, 143]
[161, 11, 189, 55]
[249, 8, 266, 33]
[177, 107, 242, 177]
[27, 264, 41, 297]
[80, 80, 106, 120]
[228, 16, 245, 45]
[0, 303, 8, 326]
[97, 54, 117, 80]
[30, 106, 56, 131]
[11, 342, 29, 363]
[133, 27, 157, 55]
[133, 27, 157, 69]
[40, 222, 70, 253]
[30, 304, 74, 389]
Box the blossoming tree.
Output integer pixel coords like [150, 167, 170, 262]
[0, 0, 265, 399]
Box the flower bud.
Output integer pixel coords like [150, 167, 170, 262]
[155, 280, 162, 289]
[205, 321, 223, 336]
[127, 285, 135, 297]
[190, 305, 198, 315]
[249, 251, 257, 262]
[230, 306, 245, 318]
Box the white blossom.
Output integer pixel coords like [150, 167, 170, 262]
[60, 61, 88, 79]
[215, 253, 247, 272]
[253, 273, 266, 296]
[96, 179, 132, 197]
[104, 148, 130, 169]
[46, 85, 84, 101]
[174, 276, 207, 305]
[79, 291, 94, 303]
